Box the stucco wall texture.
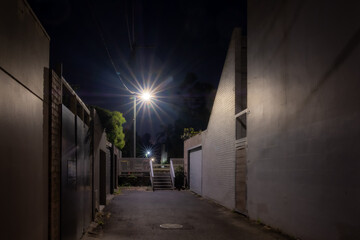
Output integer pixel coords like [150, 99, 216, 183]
[0, 0, 50, 239]
[201, 29, 240, 209]
[248, 1, 360, 239]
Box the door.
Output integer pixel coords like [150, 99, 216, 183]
[235, 147, 247, 214]
[189, 148, 202, 195]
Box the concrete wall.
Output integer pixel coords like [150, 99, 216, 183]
[0, 0, 50, 239]
[201, 29, 240, 209]
[248, 1, 360, 239]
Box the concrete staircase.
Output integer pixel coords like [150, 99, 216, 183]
[153, 169, 173, 190]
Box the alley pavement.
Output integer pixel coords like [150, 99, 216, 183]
[88, 189, 294, 240]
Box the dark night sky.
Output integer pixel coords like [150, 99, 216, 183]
[28, 0, 244, 139]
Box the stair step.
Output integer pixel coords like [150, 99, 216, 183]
[151, 170, 173, 190]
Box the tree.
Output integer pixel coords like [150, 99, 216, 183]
[95, 107, 126, 149]
[180, 128, 201, 140]
[155, 73, 215, 158]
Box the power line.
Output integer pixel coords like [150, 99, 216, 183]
[125, 0, 133, 51]
[87, 0, 135, 95]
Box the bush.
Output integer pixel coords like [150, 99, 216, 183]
[118, 174, 151, 186]
[174, 166, 184, 190]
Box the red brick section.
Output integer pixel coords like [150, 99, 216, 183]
[49, 70, 62, 240]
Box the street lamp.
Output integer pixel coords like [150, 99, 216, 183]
[133, 90, 153, 158]
[141, 91, 152, 101]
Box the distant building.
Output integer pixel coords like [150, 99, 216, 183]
[185, 1, 360, 239]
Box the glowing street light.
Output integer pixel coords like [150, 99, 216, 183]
[141, 91, 152, 102]
[145, 151, 151, 158]
[133, 89, 155, 158]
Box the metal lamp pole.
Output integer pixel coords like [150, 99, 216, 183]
[133, 95, 136, 158]
[133, 91, 151, 158]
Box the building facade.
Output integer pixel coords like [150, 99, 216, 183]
[247, 1, 360, 239]
[185, 2, 360, 239]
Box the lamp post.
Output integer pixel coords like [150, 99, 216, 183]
[133, 90, 153, 158]
[133, 96, 136, 158]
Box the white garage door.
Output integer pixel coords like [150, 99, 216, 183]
[189, 149, 202, 195]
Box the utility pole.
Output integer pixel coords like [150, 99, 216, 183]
[133, 96, 136, 158]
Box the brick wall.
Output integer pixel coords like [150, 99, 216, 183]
[201, 29, 240, 209]
[49, 70, 62, 240]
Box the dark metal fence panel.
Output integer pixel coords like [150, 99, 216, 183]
[114, 154, 118, 188]
[61, 105, 79, 240]
[83, 124, 92, 230]
[76, 116, 92, 235]
[76, 115, 85, 237]
[106, 147, 111, 195]
[61, 106, 92, 240]
[99, 150, 107, 205]
[110, 148, 114, 194]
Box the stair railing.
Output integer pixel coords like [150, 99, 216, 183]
[149, 160, 154, 190]
[170, 160, 175, 189]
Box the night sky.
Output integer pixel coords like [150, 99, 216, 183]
[28, 0, 244, 139]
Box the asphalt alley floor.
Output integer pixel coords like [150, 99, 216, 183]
[86, 189, 295, 240]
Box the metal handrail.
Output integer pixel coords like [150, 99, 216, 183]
[170, 160, 175, 189]
[149, 160, 154, 190]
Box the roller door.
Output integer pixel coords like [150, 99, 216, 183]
[189, 148, 202, 195]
